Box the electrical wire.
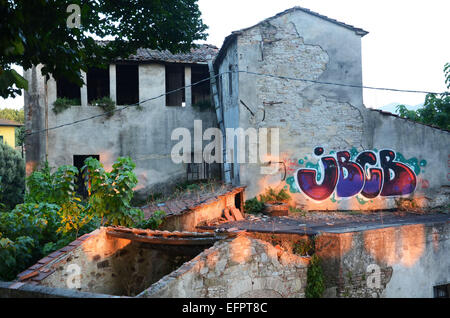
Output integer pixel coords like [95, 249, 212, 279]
[25, 70, 445, 136]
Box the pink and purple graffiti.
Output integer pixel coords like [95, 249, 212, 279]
[294, 147, 417, 201]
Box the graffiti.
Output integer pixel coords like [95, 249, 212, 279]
[294, 147, 420, 201]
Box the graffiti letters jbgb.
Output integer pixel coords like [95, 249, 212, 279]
[294, 147, 418, 201]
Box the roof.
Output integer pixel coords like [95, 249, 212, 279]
[142, 185, 245, 219]
[0, 119, 23, 127]
[241, 6, 368, 36]
[215, 6, 369, 66]
[118, 44, 219, 64]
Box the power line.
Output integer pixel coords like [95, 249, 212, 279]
[25, 70, 445, 136]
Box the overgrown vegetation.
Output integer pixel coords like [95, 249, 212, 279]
[137, 211, 166, 230]
[244, 197, 265, 215]
[0, 156, 144, 281]
[82, 157, 144, 227]
[259, 187, 291, 203]
[0, 143, 25, 210]
[305, 254, 325, 298]
[396, 63, 449, 130]
[293, 238, 315, 256]
[91, 97, 116, 118]
[52, 97, 81, 114]
[244, 187, 292, 215]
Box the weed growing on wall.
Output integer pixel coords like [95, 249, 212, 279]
[306, 254, 325, 298]
[52, 97, 81, 114]
[91, 97, 116, 118]
[259, 187, 291, 203]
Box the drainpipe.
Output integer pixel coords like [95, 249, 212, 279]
[44, 78, 48, 161]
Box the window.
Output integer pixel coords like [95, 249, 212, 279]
[87, 67, 110, 104]
[187, 153, 210, 181]
[116, 65, 139, 105]
[166, 64, 185, 106]
[434, 284, 450, 298]
[192, 65, 211, 106]
[73, 155, 100, 198]
[56, 77, 81, 102]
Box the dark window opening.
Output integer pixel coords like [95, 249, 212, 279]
[87, 67, 110, 104]
[56, 77, 81, 103]
[192, 65, 211, 106]
[74, 155, 100, 198]
[187, 153, 210, 181]
[116, 65, 139, 105]
[228, 64, 233, 95]
[235, 192, 243, 212]
[166, 64, 185, 106]
[434, 284, 450, 298]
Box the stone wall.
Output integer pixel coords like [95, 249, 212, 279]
[38, 228, 203, 296]
[316, 221, 450, 298]
[139, 235, 309, 298]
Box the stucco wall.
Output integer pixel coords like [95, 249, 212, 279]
[316, 221, 450, 298]
[0, 126, 16, 148]
[366, 110, 450, 209]
[139, 235, 309, 298]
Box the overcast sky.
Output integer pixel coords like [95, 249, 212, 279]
[2, 0, 449, 110]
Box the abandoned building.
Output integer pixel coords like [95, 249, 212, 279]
[213, 6, 450, 211]
[24, 44, 220, 196]
[6, 6, 448, 299]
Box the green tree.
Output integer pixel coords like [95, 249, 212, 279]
[0, 0, 208, 98]
[83, 157, 144, 227]
[397, 63, 450, 130]
[0, 143, 25, 209]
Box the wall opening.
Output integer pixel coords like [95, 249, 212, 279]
[73, 155, 99, 198]
[187, 153, 211, 182]
[165, 64, 185, 107]
[228, 64, 233, 95]
[192, 64, 211, 107]
[116, 64, 139, 105]
[56, 77, 81, 103]
[434, 284, 450, 298]
[87, 67, 110, 104]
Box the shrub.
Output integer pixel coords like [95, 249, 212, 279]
[53, 97, 81, 114]
[137, 211, 166, 230]
[244, 197, 265, 215]
[306, 255, 325, 298]
[83, 156, 144, 227]
[0, 143, 25, 209]
[90, 96, 116, 118]
[259, 187, 291, 203]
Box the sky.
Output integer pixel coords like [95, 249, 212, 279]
[2, 0, 449, 110]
